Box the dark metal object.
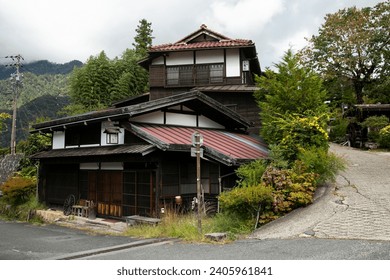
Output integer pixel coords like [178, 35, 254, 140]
[63, 194, 76, 216]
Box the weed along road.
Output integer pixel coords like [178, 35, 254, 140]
[1, 218, 390, 260]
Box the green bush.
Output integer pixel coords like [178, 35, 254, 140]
[329, 117, 349, 142]
[1, 176, 36, 206]
[361, 115, 389, 142]
[379, 125, 390, 148]
[235, 160, 267, 187]
[218, 184, 273, 219]
[296, 147, 345, 184]
[270, 112, 330, 164]
[261, 166, 318, 215]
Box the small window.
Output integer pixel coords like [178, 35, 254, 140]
[106, 133, 118, 144]
[166, 67, 179, 85]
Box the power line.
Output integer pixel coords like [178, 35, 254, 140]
[5, 54, 24, 155]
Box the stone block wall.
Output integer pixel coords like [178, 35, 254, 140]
[0, 154, 24, 185]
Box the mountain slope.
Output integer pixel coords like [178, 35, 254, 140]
[0, 60, 82, 80]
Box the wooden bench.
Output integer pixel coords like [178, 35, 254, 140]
[124, 215, 161, 226]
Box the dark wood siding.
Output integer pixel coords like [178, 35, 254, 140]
[45, 164, 79, 205]
[149, 65, 165, 87]
[205, 91, 261, 132]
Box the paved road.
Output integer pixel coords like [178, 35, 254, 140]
[1, 219, 389, 260]
[0, 219, 139, 260]
[82, 238, 390, 260]
[251, 143, 390, 241]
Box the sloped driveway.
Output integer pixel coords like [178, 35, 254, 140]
[251, 143, 390, 241]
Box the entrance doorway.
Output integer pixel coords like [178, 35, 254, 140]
[123, 170, 155, 217]
[88, 171, 123, 217]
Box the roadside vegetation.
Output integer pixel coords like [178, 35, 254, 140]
[0, 176, 44, 223]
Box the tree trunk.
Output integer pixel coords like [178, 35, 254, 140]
[353, 80, 364, 104]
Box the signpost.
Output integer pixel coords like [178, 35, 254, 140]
[191, 131, 203, 234]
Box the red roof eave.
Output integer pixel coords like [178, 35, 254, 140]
[131, 124, 268, 165]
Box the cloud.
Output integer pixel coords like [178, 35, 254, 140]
[205, 0, 284, 37]
[0, 0, 385, 67]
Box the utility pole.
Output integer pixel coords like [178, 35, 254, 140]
[5, 54, 24, 155]
[191, 131, 203, 234]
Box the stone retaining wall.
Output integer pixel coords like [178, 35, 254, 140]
[0, 154, 24, 185]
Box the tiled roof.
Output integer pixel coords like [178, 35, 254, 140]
[149, 24, 254, 52]
[150, 39, 254, 52]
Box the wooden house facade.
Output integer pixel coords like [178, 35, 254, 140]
[31, 25, 267, 219]
[32, 91, 268, 218]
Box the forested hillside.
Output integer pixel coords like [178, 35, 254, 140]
[0, 60, 82, 79]
[0, 60, 82, 148]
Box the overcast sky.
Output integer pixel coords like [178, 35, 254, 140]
[0, 0, 384, 69]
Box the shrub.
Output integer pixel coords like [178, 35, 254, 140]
[329, 117, 349, 143]
[1, 176, 36, 206]
[296, 147, 346, 184]
[218, 184, 273, 219]
[261, 166, 318, 215]
[270, 112, 330, 164]
[235, 160, 268, 187]
[379, 125, 390, 148]
[361, 115, 389, 142]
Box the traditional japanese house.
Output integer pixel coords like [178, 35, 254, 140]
[32, 91, 268, 218]
[31, 25, 267, 219]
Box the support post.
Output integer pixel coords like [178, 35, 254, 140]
[195, 133, 202, 234]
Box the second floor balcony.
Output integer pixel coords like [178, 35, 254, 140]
[149, 63, 253, 88]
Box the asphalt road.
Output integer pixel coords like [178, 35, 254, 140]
[1, 218, 390, 260]
[0, 219, 137, 260]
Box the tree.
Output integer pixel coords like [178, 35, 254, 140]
[255, 49, 328, 149]
[300, 1, 390, 104]
[68, 51, 115, 112]
[133, 19, 154, 57]
[0, 112, 11, 133]
[110, 49, 149, 102]
[65, 20, 152, 115]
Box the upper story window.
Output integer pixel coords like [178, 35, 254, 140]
[166, 63, 224, 86]
[65, 123, 101, 147]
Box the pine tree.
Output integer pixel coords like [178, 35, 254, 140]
[132, 19, 153, 57]
[255, 49, 328, 149]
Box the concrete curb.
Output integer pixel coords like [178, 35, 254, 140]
[51, 238, 176, 260]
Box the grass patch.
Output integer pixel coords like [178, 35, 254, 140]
[0, 195, 45, 224]
[125, 210, 254, 242]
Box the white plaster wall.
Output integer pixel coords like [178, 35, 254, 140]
[52, 131, 65, 149]
[101, 162, 124, 170]
[131, 111, 164, 124]
[198, 115, 224, 129]
[195, 50, 224, 64]
[80, 162, 99, 170]
[226, 48, 240, 77]
[166, 112, 197, 126]
[166, 51, 193, 65]
[151, 56, 164, 65]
